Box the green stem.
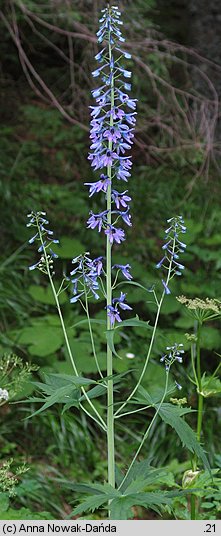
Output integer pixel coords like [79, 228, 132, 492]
[118, 371, 169, 490]
[114, 404, 151, 419]
[36, 220, 106, 431]
[191, 321, 203, 520]
[115, 234, 176, 417]
[196, 322, 203, 443]
[106, 22, 115, 494]
[190, 342, 198, 387]
[84, 283, 104, 380]
[197, 393, 203, 442]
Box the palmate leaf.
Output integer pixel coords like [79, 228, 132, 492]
[24, 373, 98, 418]
[71, 484, 120, 516]
[72, 495, 110, 516]
[31, 373, 97, 398]
[26, 369, 132, 416]
[117, 460, 174, 493]
[110, 491, 174, 520]
[71, 485, 177, 519]
[72, 482, 119, 495]
[158, 403, 210, 470]
[26, 384, 81, 419]
[137, 386, 209, 470]
[41, 373, 97, 387]
[80, 383, 107, 401]
[121, 472, 172, 495]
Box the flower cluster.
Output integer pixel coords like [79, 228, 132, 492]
[160, 343, 184, 388]
[156, 216, 186, 294]
[70, 253, 104, 303]
[27, 212, 59, 274]
[85, 5, 136, 244]
[177, 295, 221, 325]
[107, 292, 132, 327]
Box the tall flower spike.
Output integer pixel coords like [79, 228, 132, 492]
[156, 216, 186, 294]
[27, 211, 59, 274]
[86, 4, 136, 241]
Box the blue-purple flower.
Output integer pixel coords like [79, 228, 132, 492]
[105, 225, 125, 245]
[27, 211, 59, 274]
[113, 292, 132, 311]
[156, 216, 186, 294]
[112, 190, 131, 209]
[107, 305, 122, 327]
[112, 263, 132, 280]
[85, 176, 110, 196]
[160, 343, 184, 373]
[107, 292, 132, 327]
[70, 253, 104, 303]
[87, 210, 109, 232]
[86, 5, 136, 245]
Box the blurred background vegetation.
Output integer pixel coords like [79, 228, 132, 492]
[0, 0, 221, 519]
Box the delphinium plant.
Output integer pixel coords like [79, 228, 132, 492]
[26, 4, 210, 520]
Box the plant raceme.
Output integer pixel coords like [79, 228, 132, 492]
[26, 4, 210, 521]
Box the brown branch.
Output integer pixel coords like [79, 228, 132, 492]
[0, 8, 89, 131]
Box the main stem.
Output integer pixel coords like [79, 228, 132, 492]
[106, 30, 115, 491]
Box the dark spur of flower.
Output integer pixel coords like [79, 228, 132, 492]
[107, 305, 122, 327]
[105, 225, 125, 245]
[70, 253, 104, 304]
[112, 292, 132, 311]
[156, 216, 187, 294]
[27, 211, 59, 274]
[160, 343, 184, 377]
[85, 176, 110, 197]
[111, 190, 131, 209]
[87, 210, 109, 232]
